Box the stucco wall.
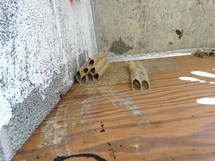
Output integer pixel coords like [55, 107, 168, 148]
[92, 0, 215, 58]
[0, 0, 97, 160]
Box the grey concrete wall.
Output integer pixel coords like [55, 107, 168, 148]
[92, 0, 215, 57]
[0, 0, 97, 160]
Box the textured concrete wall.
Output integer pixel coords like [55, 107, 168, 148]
[0, 0, 97, 160]
[92, 0, 215, 57]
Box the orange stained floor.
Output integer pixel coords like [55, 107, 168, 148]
[13, 56, 215, 161]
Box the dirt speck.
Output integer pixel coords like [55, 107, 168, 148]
[175, 29, 184, 39]
[107, 142, 111, 146]
[109, 148, 117, 159]
[100, 121, 105, 132]
[109, 37, 133, 55]
[36, 153, 43, 159]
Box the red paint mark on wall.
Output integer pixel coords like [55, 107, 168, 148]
[70, 0, 73, 4]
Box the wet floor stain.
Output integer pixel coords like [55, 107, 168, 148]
[109, 37, 133, 55]
[101, 89, 151, 128]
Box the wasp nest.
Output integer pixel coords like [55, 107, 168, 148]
[192, 49, 215, 58]
[126, 61, 150, 91]
[76, 52, 109, 84]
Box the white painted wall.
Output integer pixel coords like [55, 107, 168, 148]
[0, 0, 97, 160]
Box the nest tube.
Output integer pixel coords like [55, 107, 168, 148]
[76, 70, 81, 82]
[78, 72, 94, 85]
[128, 61, 150, 91]
[88, 52, 106, 66]
[209, 51, 215, 57]
[93, 62, 109, 81]
[140, 73, 150, 90]
[207, 48, 215, 57]
[131, 68, 142, 90]
[76, 61, 90, 83]
[90, 57, 109, 75]
[79, 75, 87, 84]
[135, 61, 150, 90]
[127, 61, 136, 73]
[87, 73, 93, 82]
[76, 52, 109, 84]
[192, 49, 215, 58]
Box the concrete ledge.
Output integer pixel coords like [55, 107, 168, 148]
[108, 48, 207, 62]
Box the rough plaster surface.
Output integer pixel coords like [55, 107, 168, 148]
[0, 0, 97, 160]
[92, 0, 215, 57]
